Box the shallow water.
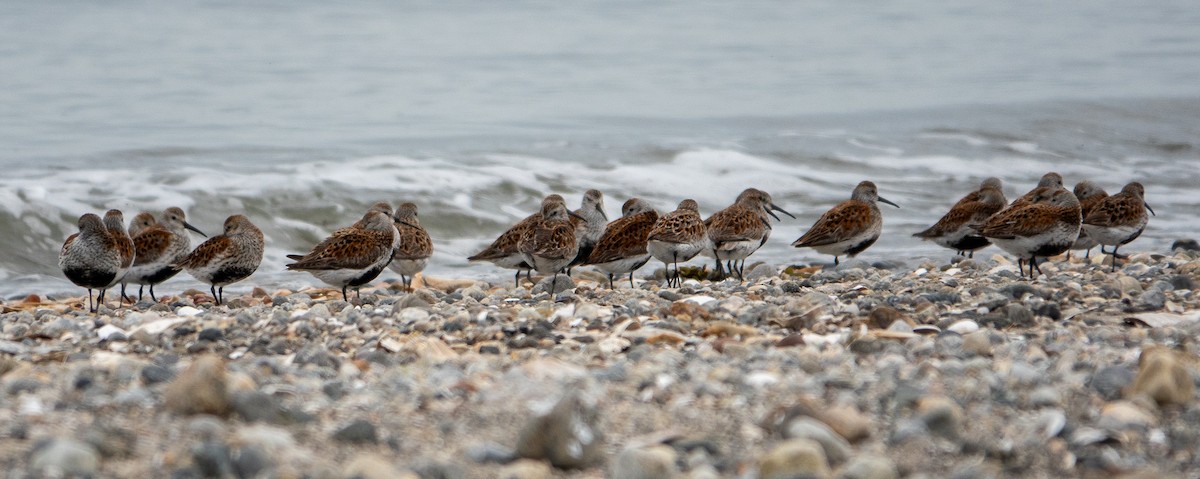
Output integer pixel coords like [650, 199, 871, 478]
[1, 1, 1198, 297]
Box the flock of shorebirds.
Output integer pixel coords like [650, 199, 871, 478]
[58, 173, 1152, 312]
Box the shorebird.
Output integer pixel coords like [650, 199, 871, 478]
[568, 189, 608, 273]
[101, 209, 136, 306]
[387, 202, 434, 291]
[175, 215, 265, 305]
[704, 188, 794, 280]
[913, 179, 1006, 258]
[648, 199, 708, 288]
[1082, 182, 1154, 272]
[342, 202, 393, 232]
[286, 210, 398, 301]
[1008, 172, 1064, 210]
[1068, 181, 1109, 259]
[974, 186, 1081, 278]
[59, 213, 123, 312]
[518, 195, 583, 294]
[127, 211, 158, 238]
[586, 198, 659, 288]
[793, 181, 899, 266]
[468, 197, 565, 288]
[126, 207, 207, 302]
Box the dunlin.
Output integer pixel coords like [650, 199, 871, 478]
[388, 202, 434, 291]
[344, 202, 393, 231]
[1008, 172, 1064, 209]
[286, 210, 398, 301]
[101, 209, 136, 306]
[518, 195, 582, 293]
[175, 215, 265, 305]
[793, 181, 899, 266]
[648, 199, 708, 287]
[913, 179, 1006, 258]
[704, 188, 794, 280]
[1082, 182, 1154, 272]
[126, 207, 207, 302]
[59, 213, 123, 312]
[569, 189, 608, 272]
[469, 197, 565, 287]
[974, 186, 1081, 278]
[1069, 180, 1109, 259]
[127, 211, 158, 238]
[586, 198, 659, 288]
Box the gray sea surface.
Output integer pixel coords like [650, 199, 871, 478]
[1, 1, 1198, 297]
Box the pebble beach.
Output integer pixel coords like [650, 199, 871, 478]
[3, 248, 1200, 478]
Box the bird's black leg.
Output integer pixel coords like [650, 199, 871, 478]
[671, 253, 679, 288]
[211, 285, 219, 305]
[628, 272, 634, 288]
[1110, 246, 1120, 272]
[514, 270, 521, 289]
[150, 285, 158, 303]
[87, 289, 95, 313]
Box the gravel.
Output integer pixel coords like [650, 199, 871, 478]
[0, 250, 1198, 477]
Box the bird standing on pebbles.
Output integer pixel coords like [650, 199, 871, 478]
[286, 210, 398, 301]
[101, 209, 136, 306]
[126, 207, 207, 302]
[648, 199, 708, 288]
[1069, 180, 1109, 259]
[1082, 182, 1154, 272]
[586, 198, 659, 289]
[518, 195, 584, 294]
[176, 215, 265, 305]
[569, 189, 608, 273]
[704, 188, 794, 280]
[467, 199, 556, 288]
[793, 181, 899, 266]
[388, 202, 434, 291]
[59, 213, 123, 312]
[974, 187, 1081, 278]
[913, 178, 1006, 258]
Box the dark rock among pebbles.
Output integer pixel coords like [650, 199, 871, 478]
[333, 419, 379, 444]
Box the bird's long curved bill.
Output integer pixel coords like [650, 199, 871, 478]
[596, 205, 608, 222]
[1145, 202, 1155, 216]
[568, 211, 588, 223]
[184, 222, 208, 237]
[878, 197, 900, 208]
[396, 219, 420, 229]
[769, 203, 796, 220]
